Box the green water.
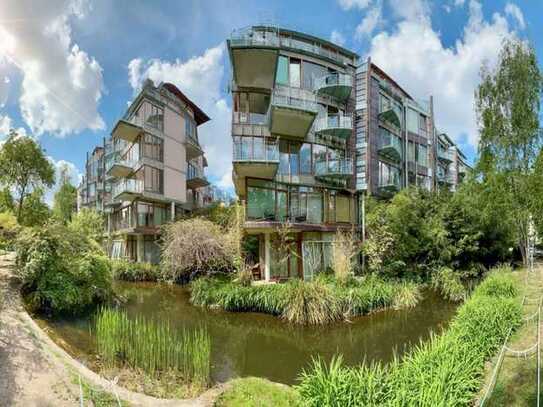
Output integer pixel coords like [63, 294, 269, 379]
[41, 281, 457, 385]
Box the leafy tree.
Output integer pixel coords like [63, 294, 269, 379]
[52, 164, 77, 224]
[68, 208, 104, 243]
[19, 188, 50, 227]
[475, 39, 543, 265]
[0, 188, 14, 213]
[0, 131, 55, 222]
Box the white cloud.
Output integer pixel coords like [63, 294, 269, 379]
[338, 0, 372, 10]
[0, 0, 105, 137]
[127, 45, 233, 189]
[0, 114, 11, 137]
[367, 0, 516, 148]
[454, 0, 466, 6]
[505, 2, 526, 30]
[389, 0, 430, 23]
[355, 4, 383, 38]
[330, 30, 346, 46]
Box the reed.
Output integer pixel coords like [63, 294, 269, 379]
[95, 308, 211, 387]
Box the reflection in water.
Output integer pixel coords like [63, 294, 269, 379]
[40, 282, 457, 385]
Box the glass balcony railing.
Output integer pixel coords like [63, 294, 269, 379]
[314, 158, 353, 178]
[187, 164, 207, 181]
[271, 86, 318, 113]
[112, 179, 143, 198]
[313, 115, 352, 138]
[438, 148, 454, 163]
[233, 137, 279, 162]
[378, 174, 401, 191]
[377, 132, 402, 162]
[313, 73, 353, 100]
[230, 27, 355, 66]
[105, 154, 138, 174]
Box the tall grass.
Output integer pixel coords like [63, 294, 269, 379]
[190, 274, 421, 325]
[95, 308, 211, 387]
[296, 268, 523, 406]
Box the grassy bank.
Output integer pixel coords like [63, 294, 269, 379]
[110, 259, 162, 282]
[190, 275, 420, 325]
[216, 377, 302, 407]
[297, 268, 523, 406]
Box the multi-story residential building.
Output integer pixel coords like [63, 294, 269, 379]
[227, 25, 470, 281]
[78, 79, 211, 263]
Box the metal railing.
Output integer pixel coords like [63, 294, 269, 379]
[314, 115, 352, 133]
[187, 164, 207, 181]
[438, 148, 454, 162]
[314, 158, 353, 177]
[233, 137, 279, 162]
[230, 27, 280, 47]
[378, 131, 402, 153]
[105, 155, 138, 174]
[271, 86, 318, 113]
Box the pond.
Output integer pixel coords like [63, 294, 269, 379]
[39, 281, 457, 385]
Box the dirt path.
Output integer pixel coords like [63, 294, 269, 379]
[0, 252, 79, 406]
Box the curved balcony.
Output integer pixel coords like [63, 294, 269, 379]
[314, 158, 353, 181]
[228, 27, 279, 89]
[269, 86, 318, 139]
[377, 176, 401, 196]
[111, 119, 143, 143]
[378, 108, 402, 129]
[106, 155, 137, 178]
[438, 148, 454, 164]
[377, 132, 402, 163]
[313, 115, 352, 140]
[314, 73, 352, 101]
[112, 179, 143, 201]
[187, 164, 209, 189]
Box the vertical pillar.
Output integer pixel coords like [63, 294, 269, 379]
[107, 213, 111, 234]
[137, 234, 144, 263]
[264, 233, 271, 281]
[170, 202, 175, 221]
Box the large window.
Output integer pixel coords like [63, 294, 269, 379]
[184, 112, 197, 141]
[289, 58, 301, 88]
[417, 144, 428, 167]
[144, 166, 163, 194]
[142, 133, 163, 162]
[300, 144, 312, 175]
[247, 180, 276, 220]
[378, 161, 400, 187]
[276, 56, 289, 86]
[302, 61, 328, 90]
[135, 101, 164, 131]
[408, 141, 416, 162]
[137, 202, 167, 227]
[407, 108, 419, 134]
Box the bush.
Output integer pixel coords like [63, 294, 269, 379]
[161, 218, 235, 282]
[190, 275, 421, 325]
[0, 211, 18, 251]
[15, 222, 113, 315]
[432, 266, 467, 302]
[296, 269, 522, 406]
[110, 259, 162, 282]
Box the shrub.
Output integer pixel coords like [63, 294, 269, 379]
[296, 268, 522, 406]
[161, 218, 235, 282]
[15, 222, 113, 315]
[331, 230, 361, 284]
[432, 266, 467, 302]
[0, 211, 18, 250]
[476, 266, 517, 298]
[110, 259, 162, 282]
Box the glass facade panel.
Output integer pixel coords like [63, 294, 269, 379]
[336, 195, 350, 222]
[307, 192, 323, 224]
[417, 144, 428, 167]
[408, 141, 416, 162]
[289, 59, 301, 88]
[302, 61, 328, 90]
[300, 143, 311, 175]
[407, 108, 419, 134]
[247, 186, 275, 220]
[276, 56, 289, 86]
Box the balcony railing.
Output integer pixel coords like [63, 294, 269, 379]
[233, 137, 279, 162]
[377, 131, 402, 162]
[313, 115, 352, 138]
[438, 148, 454, 163]
[105, 155, 138, 174]
[230, 27, 354, 66]
[377, 174, 401, 192]
[313, 73, 353, 100]
[314, 158, 353, 178]
[112, 179, 143, 198]
[187, 164, 206, 181]
[271, 86, 319, 113]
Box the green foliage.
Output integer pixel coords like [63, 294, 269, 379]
[68, 208, 104, 243]
[0, 131, 55, 222]
[52, 165, 77, 224]
[95, 308, 211, 388]
[476, 39, 543, 265]
[190, 275, 421, 325]
[18, 187, 50, 227]
[0, 211, 18, 250]
[15, 222, 112, 315]
[296, 269, 522, 406]
[431, 267, 466, 302]
[0, 188, 14, 213]
[216, 377, 302, 407]
[110, 259, 162, 282]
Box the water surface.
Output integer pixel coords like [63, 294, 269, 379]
[40, 282, 457, 385]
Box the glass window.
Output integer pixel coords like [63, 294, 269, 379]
[247, 186, 275, 220]
[276, 56, 289, 86]
[279, 140, 289, 175]
[302, 61, 328, 90]
[407, 108, 419, 134]
[419, 114, 427, 138]
[289, 59, 301, 88]
[142, 133, 163, 161]
[289, 144, 299, 176]
[144, 166, 163, 193]
[336, 195, 350, 223]
[417, 145, 428, 167]
[300, 144, 312, 174]
[380, 94, 390, 113]
[307, 191, 323, 224]
[277, 190, 288, 221]
[408, 141, 416, 162]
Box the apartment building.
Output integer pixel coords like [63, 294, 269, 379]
[227, 25, 469, 281]
[78, 80, 211, 263]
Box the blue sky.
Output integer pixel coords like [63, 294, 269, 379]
[0, 0, 541, 196]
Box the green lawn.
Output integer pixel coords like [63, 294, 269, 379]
[215, 377, 301, 407]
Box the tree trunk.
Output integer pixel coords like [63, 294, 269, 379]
[16, 185, 26, 223]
